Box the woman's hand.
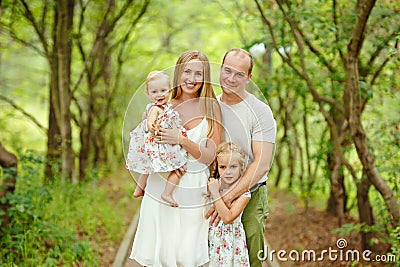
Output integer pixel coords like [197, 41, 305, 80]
[156, 121, 182, 145]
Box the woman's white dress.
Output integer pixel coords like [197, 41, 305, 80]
[130, 117, 210, 267]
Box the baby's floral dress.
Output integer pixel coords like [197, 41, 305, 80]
[208, 191, 251, 267]
[126, 103, 187, 174]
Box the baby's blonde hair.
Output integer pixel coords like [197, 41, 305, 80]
[146, 70, 170, 91]
[210, 142, 246, 179]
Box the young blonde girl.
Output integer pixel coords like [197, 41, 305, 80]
[126, 70, 187, 207]
[207, 142, 250, 267]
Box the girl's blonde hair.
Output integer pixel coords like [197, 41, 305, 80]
[146, 70, 170, 91]
[210, 142, 246, 179]
[171, 50, 217, 138]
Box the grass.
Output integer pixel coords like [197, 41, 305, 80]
[0, 150, 138, 266]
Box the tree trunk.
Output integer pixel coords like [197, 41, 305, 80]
[344, 0, 399, 225]
[274, 149, 283, 187]
[275, 94, 287, 187]
[93, 133, 106, 168]
[287, 139, 295, 189]
[325, 122, 346, 226]
[0, 142, 18, 228]
[330, 157, 344, 226]
[285, 102, 296, 189]
[45, 57, 61, 180]
[302, 96, 311, 187]
[327, 110, 348, 217]
[56, 0, 75, 181]
[351, 126, 400, 225]
[357, 174, 374, 251]
[327, 165, 347, 217]
[79, 123, 90, 180]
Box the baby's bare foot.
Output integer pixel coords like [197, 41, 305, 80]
[161, 193, 178, 207]
[133, 187, 144, 198]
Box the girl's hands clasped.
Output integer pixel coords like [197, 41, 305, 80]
[208, 178, 221, 199]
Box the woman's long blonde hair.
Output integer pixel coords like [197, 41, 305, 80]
[171, 50, 217, 138]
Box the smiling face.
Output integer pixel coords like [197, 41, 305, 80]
[146, 77, 171, 105]
[220, 51, 252, 100]
[217, 152, 243, 189]
[179, 59, 204, 97]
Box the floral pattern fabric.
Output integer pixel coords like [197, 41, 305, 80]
[126, 103, 187, 174]
[208, 191, 251, 267]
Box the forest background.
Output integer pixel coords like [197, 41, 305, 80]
[0, 0, 399, 266]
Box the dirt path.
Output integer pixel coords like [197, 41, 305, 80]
[266, 189, 392, 266]
[112, 183, 393, 266]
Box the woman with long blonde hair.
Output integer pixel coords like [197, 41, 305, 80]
[130, 50, 222, 267]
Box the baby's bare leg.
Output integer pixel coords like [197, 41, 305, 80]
[133, 173, 148, 198]
[161, 170, 181, 207]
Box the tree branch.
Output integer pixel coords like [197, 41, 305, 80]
[19, 0, 49, 57]
[214, 0, 247, 45]
[333, 0, 346, 66]
[255, 0, 342, 115]
[275, 0, 343, 120]
[342, 158, 359, 181]
[319, 95, 345, 114]
[0, 22, 46, 56]
[366, 30, 399, 69]
[0, 95, 48, 134]
[347, 0, 377, 59]
[40, 0, 49, 34]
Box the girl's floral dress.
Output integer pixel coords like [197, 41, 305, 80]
[126, 103, 187, 174]
[208, 191, 251, 267]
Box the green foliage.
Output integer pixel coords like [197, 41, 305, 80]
[0, 151, 128, 266]
[2, 189, 96, 265]
[388, 226, 400, 263]
[331, 222, 378, 237]
[365, 95, 400, 191]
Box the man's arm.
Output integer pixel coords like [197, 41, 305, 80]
[206, 141, 274, 224]
[223, 141, 274, 204]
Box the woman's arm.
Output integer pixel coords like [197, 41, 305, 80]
[157, 102, 222, 164]
[179, 111, 222, 164]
